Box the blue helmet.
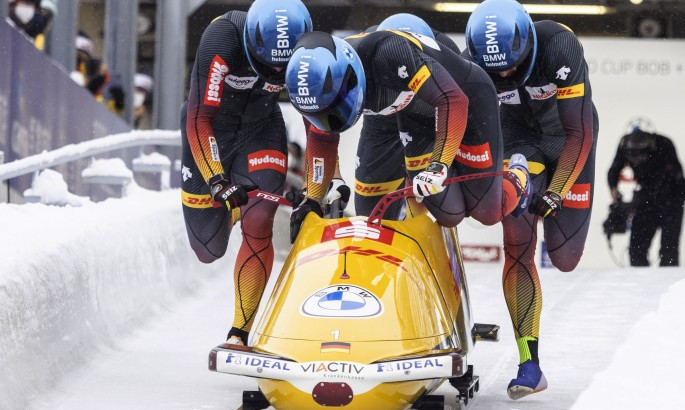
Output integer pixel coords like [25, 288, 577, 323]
[244, 0, 313, 84]
[465, 0, 537, 91]
[286, 32, 366, 133]
[378, 13, 435, 40]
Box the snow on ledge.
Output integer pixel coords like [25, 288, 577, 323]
[0, 189, 226, 409]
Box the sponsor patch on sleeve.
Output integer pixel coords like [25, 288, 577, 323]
[498, 90, 521, 105]
[208, 136, 220, 162]
[204, 55, 230, 107]
[454, 143, 493, 169]
[247, 150, 287, 174]
[563, 183, 591, 209]
[556, 83, 585, 99]
[182, 190, 216, 208]
[313, 157, 325, 184]
[408, 65, 431, 93]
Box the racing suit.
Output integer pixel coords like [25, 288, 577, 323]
[468, 21, 599, 364]
[181, 11, 287, 339]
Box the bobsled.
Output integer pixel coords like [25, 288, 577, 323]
[209, 181, 500, 409]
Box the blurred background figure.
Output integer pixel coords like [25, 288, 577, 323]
[71, 31, 125, 118]
[7, 0, 55, 50]
[133, 73, 153, 129]
[608, 126, 685, 266]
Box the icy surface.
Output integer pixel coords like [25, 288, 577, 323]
[133, 152, 171, 167]
[22, 169, 91, 206]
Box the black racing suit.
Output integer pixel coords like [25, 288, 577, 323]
[464, 21, 599, 358]
[307, 30, 520, 227]
[181, 11, 287, 336]
[608, 132, 685, 266]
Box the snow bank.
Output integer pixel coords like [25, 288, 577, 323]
[572, 278, 685, 409]
[0, 189, 227, 409]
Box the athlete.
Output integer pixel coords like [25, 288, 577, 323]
[465, 0, 599, 399]
[180, 0, 311, 346]
[286, 27, 531, 240]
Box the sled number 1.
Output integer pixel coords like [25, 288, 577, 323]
[331, 330, 340, 341]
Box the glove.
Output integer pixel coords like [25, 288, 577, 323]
[324, 178, 351, 210]
[290, 197, 323, 244]
[285, 187, 306, 206]
[412, 162, 448, 202]
[208, 174, 257, 210]
[528, 190, 563, 218]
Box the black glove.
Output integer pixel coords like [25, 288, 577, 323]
[208, 174, 257, 210]
[528, 190, 563, 218]
[290, 197, 323, 244]
[285, 187, 306, 206]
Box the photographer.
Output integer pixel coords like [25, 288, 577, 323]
[608, 128, 685, 266]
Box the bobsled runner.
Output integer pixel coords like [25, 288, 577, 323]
[209, 176, 503, 409]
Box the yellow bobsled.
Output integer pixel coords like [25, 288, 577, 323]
[209, 186, 498, 409]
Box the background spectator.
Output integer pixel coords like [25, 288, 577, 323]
[608, 127, 685, 266]
[133, 73, 153, 129]
[7, 0, 54, 50]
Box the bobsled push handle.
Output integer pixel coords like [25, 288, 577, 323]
[368, 171, 510, 225]
[246, 190, 294, 207]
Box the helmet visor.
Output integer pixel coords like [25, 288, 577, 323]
[297, 65, 363, 133]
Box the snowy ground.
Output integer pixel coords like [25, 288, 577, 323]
[31, 265, 685, 410]
[2, 189, 684, 410]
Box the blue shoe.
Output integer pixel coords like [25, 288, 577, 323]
[507, 360, 548, 400]
[507, 153, 532, 217]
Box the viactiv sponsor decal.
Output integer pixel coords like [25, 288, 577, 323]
[313, 157, 324, 183]
[455, 143, 493, 169]
[563, 183, 591, 209]
[498, 89, 521, 105]
[301, 285, 383, 318]
[461, 245, 501, 263]
[204, 55, 229, 106]
[321, 220, 394, 244]
[525, 83, 557, 100]
[225, 75, 258, 90]
[208, 136, 220, 162]
[248, 150, 286, 174]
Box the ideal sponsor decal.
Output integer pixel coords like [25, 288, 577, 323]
[563, 183, 591, 209]
[313, 157, 324, 183]
[455, 143, 493, 169]
[248, 150, 286, 174]
[301, 285, 384, 318]
[225, 352, 292, 370]
[376, 358, 444, 372]
[181, 190, 215, 209]
[498, 89, 521, 105]
[525, 83, 558, 100]
[321, 220, 394, 244]
[296, 246, 407, 271]
[461, 245, 501, 263]
[557, 83, 585, 99]
[208, 136, 220, 162]
[408, 65, 431, 93]
[204, 55, 229, 106]
[363, 91, 415, 116]
[225, 75, 258, 90]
